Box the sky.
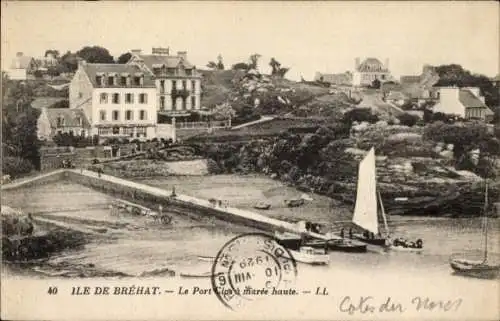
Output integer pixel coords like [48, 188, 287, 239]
[1, 1, 499, 81]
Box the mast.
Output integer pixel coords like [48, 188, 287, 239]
[482, 180, 489, 263]
[378, 191, 390, 237]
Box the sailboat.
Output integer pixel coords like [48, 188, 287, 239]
[350, 148, 423, 251]
[450, 181, 499, 278]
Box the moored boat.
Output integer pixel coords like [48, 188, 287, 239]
[450, 181, 500, 279]
[304, 239, 367, 253]
[254, 202, 271, 210]
[285, 199, 305, 208]
[287, 246, 330, 265]
[350, 148, 424, 251]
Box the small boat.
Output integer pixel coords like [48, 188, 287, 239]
[197, 256, 215, 262]
[350, 148, 423, 251]
[274, 231, 302, 250]
[305, 239, 367, 253]
[285, 199, 305, 208]
[288, 246, 330, 265]
[180, 271, 224, 278]
[254, 202, 271, 210]
[450, 181, 500, 278]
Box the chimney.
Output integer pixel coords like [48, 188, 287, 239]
[16, 52, 23, 57]
[152, 47, 169, 56]
[131, 49, 142, 55]
[385, 58, 389, 70]
[177, 51, 187, 61]
[355, 57, 360, 70]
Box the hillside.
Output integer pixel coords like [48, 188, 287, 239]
[199, 69, 356, 119]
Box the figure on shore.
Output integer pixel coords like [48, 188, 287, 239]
[171, 186, 176, 197]
[370, 232, 375, 239]
[340, 228, 344, 238]
[349, 228, 353, 239]
[159, 205, 163, 216]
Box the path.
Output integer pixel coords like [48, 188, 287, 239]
[231, 115, 275, 130]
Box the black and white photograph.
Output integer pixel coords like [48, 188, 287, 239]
[1, 1, 499, 320]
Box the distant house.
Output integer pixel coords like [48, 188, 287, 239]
[385, 91, 408, 107]
[37, 108, 91, 141]
[433, 87, 494, 121]
[352, 57, 392, 87]
[8, 52, 38, 80]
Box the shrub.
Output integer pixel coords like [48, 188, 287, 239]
[2, 157, 34, 178]
[342, 108, 379, 125]
[397, 113, 419, 127]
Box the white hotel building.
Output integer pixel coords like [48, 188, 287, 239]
[69, 60, 158, 140]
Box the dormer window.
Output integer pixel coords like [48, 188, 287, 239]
[133, 74, 143, 86]
[120, 76, 127, 86]
[108, 76, 115, 86]
[76, 117, 83, 127]
[96, 76, 103, 86]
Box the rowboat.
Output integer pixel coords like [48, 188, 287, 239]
[254, 202, 271, 210]
[288, 246, 330, 265]
[305, 239, 367, 253]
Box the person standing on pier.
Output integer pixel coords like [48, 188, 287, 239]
[349, 228, 353, 239]
[340, 228, 345, 238]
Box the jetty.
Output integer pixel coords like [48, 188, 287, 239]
[1, 169, 340, 241]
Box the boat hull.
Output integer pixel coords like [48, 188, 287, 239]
[353, 234, 387, 246]
[388, 245, 423, 253]
[287, 250, 329, 265]
[305, 239, 367, 253]
[450, 260, 500, 279]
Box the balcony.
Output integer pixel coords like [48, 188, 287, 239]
[171, 88, 191, 99]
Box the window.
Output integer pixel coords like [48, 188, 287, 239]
[172, 80, 177, 91]
[112, 110, 119, 121]
[191, 80, 196, 91]
[100, 93, 108, 104]
[136, 127, 147, 137]
[160, 97, 165, 110]
[160, 80, 165, 93]
[120, 76, 127, 86]
[125, 110, 133, 120]
[133, 76, 141, 86]
[112, 93, 120, 104]
[139, 110, 146, 120]
[139, 93, 147, 104]
[76, 117, 83, 127]
[183, 97, 187, 110]
[123, 127, 134, 137]
[57, 116, 65, 127]
[182, 80, 187, 90]
[96, 76, 103, 86]
[100, 110, 106, 121]
[78, 92, 83, 99]
[98, 127, 111, 135]
[112, 127, 120, 135]
[191, 96, 196, 109]
[108, 76, 115, 86]
[125, 93, 133, 104]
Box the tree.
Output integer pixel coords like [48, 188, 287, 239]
[44, 49, 60, 59]
[371, 78, 381, 89]
[232, 62, 249, 70]
[117, 52, 132, 64]
[342, 108, 379, 125]
[206, 61, 218, 70]
[76, 46, 114, 64]
[269, 57, 290, 78]
[397, 113, 419, 127]
[217, 54, 225, 70]
[248, 53, 261, 70]
[47, 66, 61, 78]
[60, 51, 79, 72]
[212, 102, 236, 121]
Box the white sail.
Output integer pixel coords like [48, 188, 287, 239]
[352, 147, 379, 234]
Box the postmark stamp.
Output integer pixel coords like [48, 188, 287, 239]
[211, 233, 298, 310]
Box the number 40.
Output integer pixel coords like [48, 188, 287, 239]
[47, 287, 58, 295]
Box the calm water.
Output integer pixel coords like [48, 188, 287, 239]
[2, 180, 499, 279]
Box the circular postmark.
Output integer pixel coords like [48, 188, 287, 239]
[211, 233, 298, 310]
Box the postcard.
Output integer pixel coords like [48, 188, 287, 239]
[1, 1, 499, 320]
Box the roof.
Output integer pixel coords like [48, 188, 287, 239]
[138, 54, 194, 69]
[459, 89, 493, 115]
[10, 56, 36, 69]
[31, 97, 66, 109]
[45, 108, 91, 128]
[357, 58, 388, 72]
[81, 63, 156, 88]
[316, 72, 352, 84]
